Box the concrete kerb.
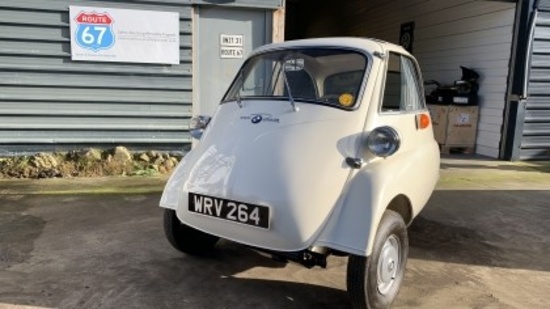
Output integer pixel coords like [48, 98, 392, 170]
[438, 154, 550, 190]
[0, 155, 548, 195]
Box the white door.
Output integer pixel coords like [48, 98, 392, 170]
[194, 7, 271, 116]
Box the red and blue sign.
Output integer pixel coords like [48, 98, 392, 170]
[74, 11, 115, 52]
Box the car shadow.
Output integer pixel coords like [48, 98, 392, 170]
[136, 242, 351, 308]
[0, 194, 351, 308]
[407, 190, 550, 272]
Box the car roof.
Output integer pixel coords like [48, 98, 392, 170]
[251, 37, 410, 57]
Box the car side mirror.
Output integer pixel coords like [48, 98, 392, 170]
[189, 115, 211, 140]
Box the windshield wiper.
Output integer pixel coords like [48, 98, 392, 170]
[282, 57, 298, 112]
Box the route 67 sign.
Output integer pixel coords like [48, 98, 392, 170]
[74, 11, 115, 52]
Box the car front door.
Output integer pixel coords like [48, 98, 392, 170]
[374, 52, 434, 157]
[371, 51, 439, 213]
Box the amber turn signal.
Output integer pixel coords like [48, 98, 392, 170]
[417, 113, 431, 130]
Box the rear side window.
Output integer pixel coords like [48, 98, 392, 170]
[381, 53, 425, 112]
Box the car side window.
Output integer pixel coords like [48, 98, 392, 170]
[381, 52, 425, 112]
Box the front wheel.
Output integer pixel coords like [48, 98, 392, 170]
[163, 209, 219, 255]
[347, 210, 409, 309]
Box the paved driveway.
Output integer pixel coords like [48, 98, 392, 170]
[0, 161, 549, 308]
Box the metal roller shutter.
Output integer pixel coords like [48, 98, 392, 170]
[522, 0, 550, 159]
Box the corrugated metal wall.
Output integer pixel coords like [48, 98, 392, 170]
[302, 0, 516, 159]
[195, 0, 282, 9]
[0, 0, 193, 155]
[522, 0, 550, 159]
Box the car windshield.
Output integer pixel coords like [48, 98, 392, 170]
[223, 48, 368, 109]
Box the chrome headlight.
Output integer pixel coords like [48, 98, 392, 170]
[367, 126, 401, 158]
[189, 115, 211, 140]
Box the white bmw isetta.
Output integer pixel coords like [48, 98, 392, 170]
[160, 38, 440, 309]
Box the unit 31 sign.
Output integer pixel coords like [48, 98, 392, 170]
[220, 34, 244, 59]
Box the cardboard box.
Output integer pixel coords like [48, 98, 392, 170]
[445, 105, 479, 145]
[427, 105, 449, 144]
[427, 104, 479, 146]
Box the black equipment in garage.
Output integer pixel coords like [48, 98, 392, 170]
[425, 66, 480, 106]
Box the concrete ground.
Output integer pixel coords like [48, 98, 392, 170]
[0, 156, 549, 308]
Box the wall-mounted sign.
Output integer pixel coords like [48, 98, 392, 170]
[400, 22, 415, 53]
[69, 6, 180, 64]
[220, 34, 244, 59]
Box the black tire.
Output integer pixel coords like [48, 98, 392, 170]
[163, 209, 219, 255]
[347, 210, 409, 309]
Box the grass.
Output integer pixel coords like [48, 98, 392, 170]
[0, 175, 169, 196]
[437, 168, 550, 190]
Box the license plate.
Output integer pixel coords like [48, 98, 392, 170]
[188, 192, 270, 229]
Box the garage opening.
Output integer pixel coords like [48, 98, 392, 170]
[285, 0, 518, 159]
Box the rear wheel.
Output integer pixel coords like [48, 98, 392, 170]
[163, 209, 219, 255]
[347, 210, 409, 309]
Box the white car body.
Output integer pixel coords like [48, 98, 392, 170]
[160, 37, 440, 257]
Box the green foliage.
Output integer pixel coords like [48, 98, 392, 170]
[130, 161, 158, 177]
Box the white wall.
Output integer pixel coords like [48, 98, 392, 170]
[342, 0, 517, 158]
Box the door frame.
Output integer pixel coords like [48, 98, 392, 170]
[501, 0, 538, 160]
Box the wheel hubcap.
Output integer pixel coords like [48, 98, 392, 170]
[377, 235, 400, 295]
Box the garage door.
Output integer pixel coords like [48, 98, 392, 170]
[195, 6, 271, 116]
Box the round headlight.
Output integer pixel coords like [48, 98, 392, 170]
[189, 115, 211, 140]
[367, 126, 401, 158]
